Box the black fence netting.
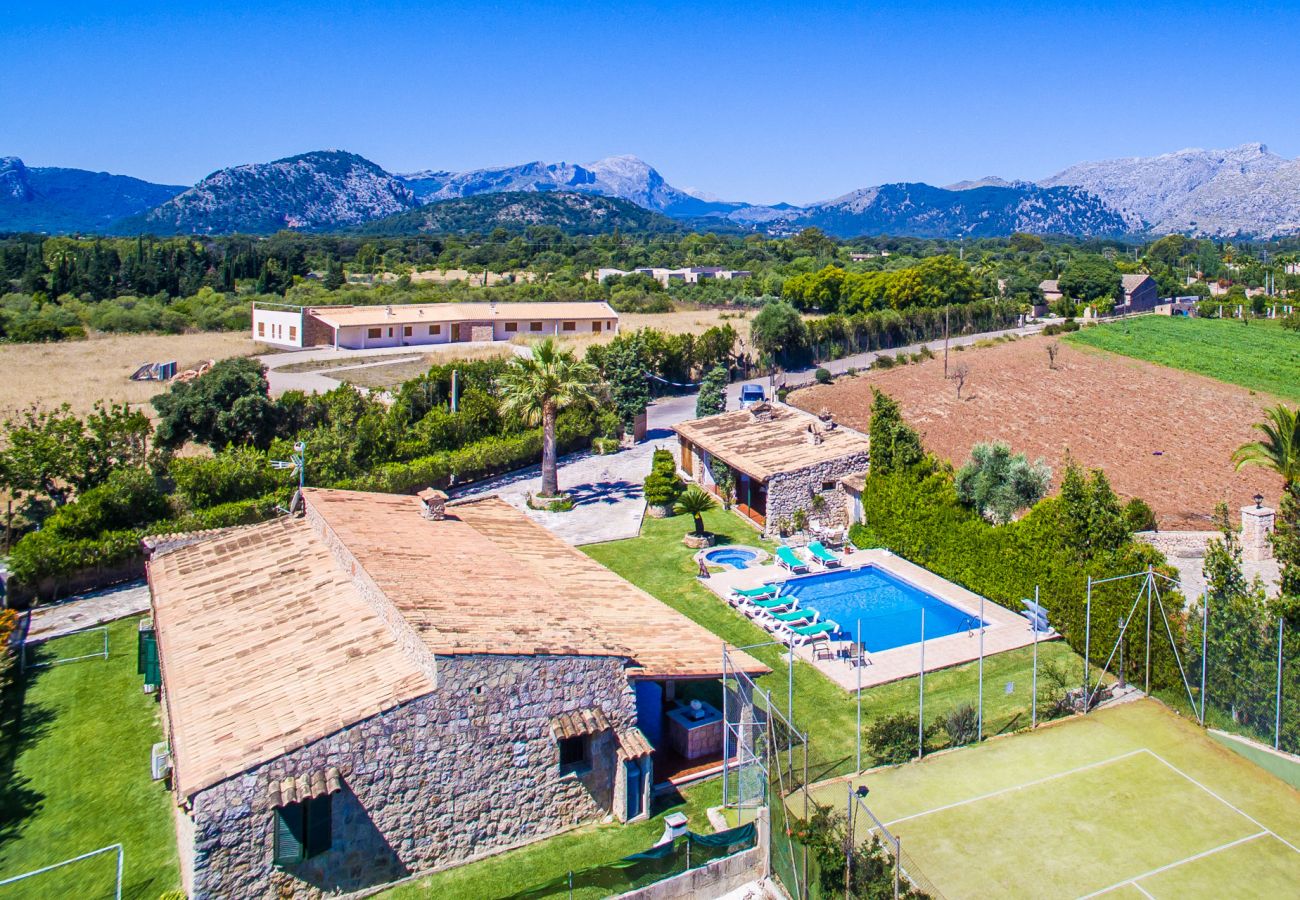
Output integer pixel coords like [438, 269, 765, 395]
[500, 823, 756, 900]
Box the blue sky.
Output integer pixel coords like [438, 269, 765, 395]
[2, 0, 1297, 204]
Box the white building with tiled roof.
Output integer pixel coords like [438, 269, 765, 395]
[252, 300, 618, 349]
[143, 487, 765, 899]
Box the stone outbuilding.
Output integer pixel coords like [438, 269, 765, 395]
[142, 487, 766, 899]
[673, 403, 870, 538]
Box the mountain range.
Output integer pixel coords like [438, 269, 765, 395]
[2, 143, 1298, 239]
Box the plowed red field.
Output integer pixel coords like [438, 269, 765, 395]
[790, 335, 1284, 529]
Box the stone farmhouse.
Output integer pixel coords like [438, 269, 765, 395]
[142, 487, 766, 898]
[673, 403, 870, 538]
[251, 300, 618, 349]
[1038, 273, 1158, 314]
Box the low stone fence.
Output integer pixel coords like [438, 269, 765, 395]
[618, 809, 769, 900]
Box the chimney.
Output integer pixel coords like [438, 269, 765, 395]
[418, 488, 448, 521]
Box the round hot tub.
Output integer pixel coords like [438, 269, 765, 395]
[699, 546, 767, 570]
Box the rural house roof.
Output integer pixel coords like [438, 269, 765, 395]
[673, 405, 871, 482]
[550, 708, 611, 740]
[267, 767, 344, 808]
[1121, 274, 1154, 293]
[308, 301, 617, 329]
[147, 488, 765, 798]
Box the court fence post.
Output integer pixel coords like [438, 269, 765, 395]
[1277, 616, 1285, 752]
[1083, 576, 1092, 711]
[918, 609, 926, 759]
[1200, 591, 1209, 727]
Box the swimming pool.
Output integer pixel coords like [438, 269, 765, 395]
[701, 546, 764, 569]
[780, 565, 983, 653]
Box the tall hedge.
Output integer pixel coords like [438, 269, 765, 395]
[851, 467, 1182, 687]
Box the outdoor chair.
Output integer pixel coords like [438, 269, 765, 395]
[807, 541, 842, 568]
[776, 546, 810, 574]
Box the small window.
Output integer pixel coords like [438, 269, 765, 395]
[403, 325, 412, 336]
[257, 322, 265, 336]
[429, 324, 440, 335]
[504, 322, 518, 333]
[530, 321, 543, 332]
[822, 481, 836, 492]
[558, 735, 590, 775]
[367, 327, 382, 339]
[592, 321, 602, 332]
[288, 326, 297, 341]
[387, 328, 393, 337]
[273, 795, 332, 866]
[562, 321, 576, 332]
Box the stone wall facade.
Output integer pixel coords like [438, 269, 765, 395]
[181, 653, 641, 899]
[763, 451, 870, 539]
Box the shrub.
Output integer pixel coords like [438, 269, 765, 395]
[643, 448, 683, 507]
[0, 608, 17, 686]
[170, 447, 281, 509]
[814, 367, 832, 385]
[591, 436, 620, 455]
[954, 442, 1051, 524]
[1042, 323, 1061, 336]
[1060, 318, 1081, 333]
[942, 703, 980, 746]
[866, 712, 933, 764]
[872, 354, 895, 370]
[918, 345, 936, 360]
[44, 468, 169, 539]
[1122, 497, 1159, 533]
[8, 527, 142, 589]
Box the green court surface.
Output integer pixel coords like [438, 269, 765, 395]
[811, 700, 1300, 899]
[1209, 730, 1300, 790]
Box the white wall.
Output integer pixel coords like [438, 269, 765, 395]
[334, 316, 618, 349]
[252, 308, 304, 347]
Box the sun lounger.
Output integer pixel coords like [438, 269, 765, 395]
[731, 584, 778, 601]
[762, 607, 819, 625]
[776, 546, 809, 574]
[807, 541, 842, 568]
[747, 595, 794, 610]
[777, 619, 840, 645]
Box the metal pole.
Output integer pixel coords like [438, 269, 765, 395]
[788, 636, 795, 762]
[722, 645, 729, 808]
[1277, 616, 1285, 752]
[115, 845, 123, 900]
[856, 617, 862, 773]
[1083, 576, 1092, 711]
[1031, 586, 1039, 728]
[978, 594, 985, 741]
[1200, 592, 1209, 726]
[918, 609, 926, 758]
[568, 870, 574, 900]
[1145, 569, 1153, 695]
[893, 835, 901, 900]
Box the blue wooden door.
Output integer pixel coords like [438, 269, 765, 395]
[625, 760, 644, 820]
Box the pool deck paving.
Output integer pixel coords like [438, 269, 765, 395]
[700, 548, 1046, 690]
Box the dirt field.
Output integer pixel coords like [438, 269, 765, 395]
[790, 334, 1285, 529]
[0, 331, 261, 418]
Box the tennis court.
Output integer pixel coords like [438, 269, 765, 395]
[809, 700, 1300, 898]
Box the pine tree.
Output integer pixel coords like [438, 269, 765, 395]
[324, 258, 345, 291]
[868, 389, 923, 476]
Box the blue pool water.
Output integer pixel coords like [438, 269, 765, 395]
[703, 546, 762, 569]
[780, 566, 983, 652]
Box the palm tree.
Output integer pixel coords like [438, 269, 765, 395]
[674, 485, 717, 537]
[499, 339, 600, 497]
[1232, 403, 1300, 486]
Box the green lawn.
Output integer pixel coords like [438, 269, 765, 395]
[0, 616, 178, 899]
[584, 508, 1083, 777]
[1064, 315, 1300, 401]
[813, 700, 1300, 899]
[379, 779, 722, 899]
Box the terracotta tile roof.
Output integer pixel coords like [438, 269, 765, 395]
[550, 708, 610, 740]
[267, 767, 343, 808]
[302, 488, 768, 679]
[673, 405, 871, 481]
[616, 726, 654, 759]
[148, 516, 433, 800]
[309, 301, 617, 329]
[148, 488, 767, 796]
[1122, 273, 1154, 292]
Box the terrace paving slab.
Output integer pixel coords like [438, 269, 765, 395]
[24, 579, 151, 642]
[701, 548, 1045, 690]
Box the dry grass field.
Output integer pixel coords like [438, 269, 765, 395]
[790, 333, 1284, 529]
[0, 331, 262, 418]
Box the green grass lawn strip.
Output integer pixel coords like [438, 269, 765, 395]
[0, 615, 178, 899]
[1064, 316, 1300, 402]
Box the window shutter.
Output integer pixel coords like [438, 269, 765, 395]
[273, 804, 306, 866]
[305, 795, 333, 857]
[138, 627, 159, 686]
